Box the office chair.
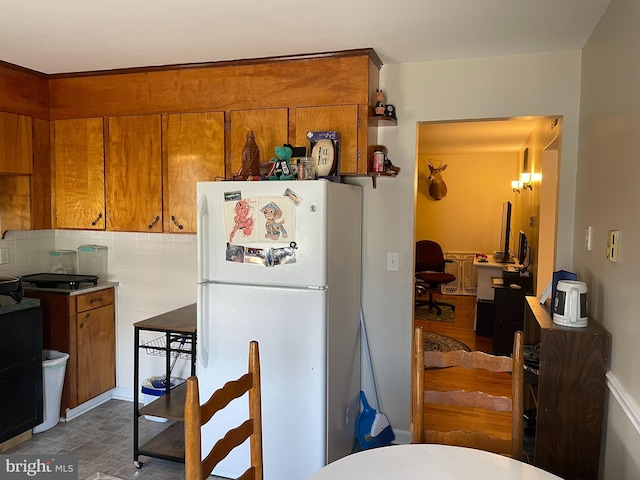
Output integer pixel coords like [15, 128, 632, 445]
[185, 341, 263, 480]
[412, 326, 524, 459]
[415, 240, 456, 315]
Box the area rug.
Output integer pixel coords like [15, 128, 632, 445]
[86, 473, 123, 480]
[414, 304, 454, 323]
[423, 331, 471, 353]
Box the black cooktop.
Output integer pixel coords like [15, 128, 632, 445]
[21, 273, 99, 290]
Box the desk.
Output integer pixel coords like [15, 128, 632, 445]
[474, 256, 508, 301]
[309, 444, 562, 480]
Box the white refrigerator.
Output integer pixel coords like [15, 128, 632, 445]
[196, 180, 362, 479]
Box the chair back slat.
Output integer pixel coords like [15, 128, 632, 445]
[424, 349, 513, 371]
[201, 373, 253, 423]
[425, 429, 513, 457]
[424, 390, 513, 412]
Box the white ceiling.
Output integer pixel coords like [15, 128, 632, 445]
[0, 0, 610, 75]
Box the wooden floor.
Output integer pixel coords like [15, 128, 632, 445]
[414, 292, 514, 447]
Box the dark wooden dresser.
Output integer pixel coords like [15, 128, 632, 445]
[524, 296, 610, 480]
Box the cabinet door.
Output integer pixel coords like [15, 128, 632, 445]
[0, 111, 33, 174]
[228, 108, 289, 177]
[294, 105, 363, 175]
[163, 112, 225, 233]
[76, 303, 115, 404]
[106, 115, 162, 232]
[53, 118, 106, 229]
[0, 176, 31, 235]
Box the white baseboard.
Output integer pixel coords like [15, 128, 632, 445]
[392, 429, 411, 445]
[62, 390, 114, 422]
[606, 371, 640, 434]
[111, 387, 134, 402]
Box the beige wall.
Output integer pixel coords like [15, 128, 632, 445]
[415, 152, 518, 254]
[349, 50, 582, 444]
[576, 0, 640, 477]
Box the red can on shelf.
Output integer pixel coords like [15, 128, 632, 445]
[372, 151, 384, 172]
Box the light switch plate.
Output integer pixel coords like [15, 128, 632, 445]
[0, 248, 9, 265]
[387, 252, 399, 272]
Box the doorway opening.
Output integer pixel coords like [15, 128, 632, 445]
[413, 115, 562, 350]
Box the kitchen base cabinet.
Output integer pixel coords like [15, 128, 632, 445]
[26, 287, 116, 414]
[0, 302, 43, 444]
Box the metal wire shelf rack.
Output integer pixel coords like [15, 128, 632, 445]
[142, 333, 193, 359]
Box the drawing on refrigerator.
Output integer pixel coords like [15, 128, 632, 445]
[196, 180, 362, 480]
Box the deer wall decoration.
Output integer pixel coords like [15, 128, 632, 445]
[428, 159, 448, 200]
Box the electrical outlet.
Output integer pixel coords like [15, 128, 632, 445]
[606, 230, 619, 262]
[0, 248, 9, 265]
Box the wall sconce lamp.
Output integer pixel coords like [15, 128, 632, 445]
[520, 173, 533, 190]
[511, 173, 541, 193]
[511, 180, 522, 193]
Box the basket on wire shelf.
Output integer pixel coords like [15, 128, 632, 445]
[142, 334, 193, 388]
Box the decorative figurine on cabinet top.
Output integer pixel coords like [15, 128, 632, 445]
[268, 145, 295, 180]
[239, 130, 261, 179]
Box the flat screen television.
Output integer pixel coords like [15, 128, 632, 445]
[517, 230, 529, 269]
[495, 201, 514, 264]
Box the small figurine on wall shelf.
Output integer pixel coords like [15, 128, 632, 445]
[383, 104, 397, 121]
[374, 89, 386, 115]
[384, 156, 401, 175]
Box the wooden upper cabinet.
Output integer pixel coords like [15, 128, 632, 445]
[53, 118, 105, 230]
[163, 112, 225, 233]
[106, 115, 162, 232]
[0, 111, 33, 174]
[228, 108, 289, 177]
[294, 105, 365, 175]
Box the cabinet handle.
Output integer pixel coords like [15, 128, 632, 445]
[91, 213, 103, 226]
[148, 215, 161, 230]
[90, 297, 103, 304]
[79, 313, 90, 329]
[171, 215, 184, 230]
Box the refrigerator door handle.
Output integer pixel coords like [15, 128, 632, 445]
[196, 283, 209, 368]
[197, 195, 208, 284]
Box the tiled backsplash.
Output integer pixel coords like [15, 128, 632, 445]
[0, 229, 197, 399]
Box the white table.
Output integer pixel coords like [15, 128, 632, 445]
[309, 444, 563, 480]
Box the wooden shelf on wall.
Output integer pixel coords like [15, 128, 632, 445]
[369, 115, 397, 126]
[368, 171, 397, 188]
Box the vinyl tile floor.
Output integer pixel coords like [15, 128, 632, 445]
[6, 399, 226, 480]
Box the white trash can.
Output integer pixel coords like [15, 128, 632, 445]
[33, 350, 69, 434]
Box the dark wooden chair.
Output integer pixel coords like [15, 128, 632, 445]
[412, 326, 524, 459]
[184, 341, 263, 480]
[415, 240, 456, 315]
